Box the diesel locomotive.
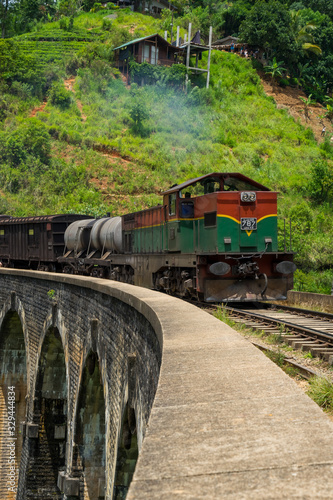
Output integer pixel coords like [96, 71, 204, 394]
[0, 172, 296, 302]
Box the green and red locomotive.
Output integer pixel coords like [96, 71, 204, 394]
[60, 172, 296, 302]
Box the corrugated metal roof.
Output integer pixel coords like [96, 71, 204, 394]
[0, 214, 90, 224]
[114, 33, 173, 51]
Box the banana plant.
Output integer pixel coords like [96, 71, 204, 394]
[299, 94, 316, 121]
[264, 57, 286, 87]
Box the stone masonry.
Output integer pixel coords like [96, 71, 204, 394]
[1, 269, 333, 499]
[0, 270, 160, 500]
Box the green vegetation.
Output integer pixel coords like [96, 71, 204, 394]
[1, 4, 333, 291]
[307, 377, 333, 412]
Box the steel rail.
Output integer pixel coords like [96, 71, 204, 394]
[224, 306, 333, 343]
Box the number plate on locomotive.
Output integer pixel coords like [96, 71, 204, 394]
[241, 218, 257, 230]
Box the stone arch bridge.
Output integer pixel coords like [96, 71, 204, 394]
[1, 269, 333, 500]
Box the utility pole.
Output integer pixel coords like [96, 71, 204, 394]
[185, 23, 192, 92]
[206, 26, 212, 89]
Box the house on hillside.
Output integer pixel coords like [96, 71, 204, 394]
[212, 36, 242, 50]
[115, 0, 177, 15]
[114, 33, 182, 78]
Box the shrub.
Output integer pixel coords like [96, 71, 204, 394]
[288, 201, 313, 234]
[90, 2, 103, 12]
[59, 17, 68, 30]
[1, 119, 51, 167]
[10, 81, 32, 99]
[308, 160, 333, 203]
[102, 18, 113, 31]
[48, 126, 60, 138]
[48, 81, 73, 108]
[279, 78, 289, 87]
[129, 88, 150, 136]
[288, 77, 298, 87]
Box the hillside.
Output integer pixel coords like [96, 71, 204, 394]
[260, 77, 332, 143]
[1, 8, 333, 294]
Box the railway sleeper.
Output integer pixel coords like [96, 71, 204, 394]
[301, 343, 328, 352]
[309, 347, 333, 356]
[291, 339, 321, 348]
[323, 352, 333, 364]
[280, 334, 304, 341]
[261, 327, 283, 332]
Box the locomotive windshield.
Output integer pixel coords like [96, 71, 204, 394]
[179, 175, 263, 198]
[223, 176, 262, 192]
[179, 177, 221, 197]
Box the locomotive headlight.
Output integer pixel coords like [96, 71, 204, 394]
[276, 261, 297, 274]
[209, 262, 231, 276]
[241, 191, 256, 202]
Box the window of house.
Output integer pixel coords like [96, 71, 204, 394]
[144, 45, 150, 62]
[151, 46, 159, 65]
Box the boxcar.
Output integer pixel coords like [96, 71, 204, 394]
[0, 214, 90, 270]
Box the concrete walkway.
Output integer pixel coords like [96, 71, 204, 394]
[121, 289, 333, 499]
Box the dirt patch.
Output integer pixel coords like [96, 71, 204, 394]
[260, 73, 333, 142]
[30, 77, 88, 121]
[30, 100, 47, 117]
[92, 144, 132, 163]
[64, 77, 76, 92]
[64, 77, 87, 122]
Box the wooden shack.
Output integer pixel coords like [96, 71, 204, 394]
[114, 33, 181, 78]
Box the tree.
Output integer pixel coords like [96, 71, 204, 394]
[290, 9, 322, 56]
[239, 0, 297, 66]
[129, 86, 150, 136]
[219, 1, 252, 37]
[0, 0, 18, 38]
[305, 0, 333, 22]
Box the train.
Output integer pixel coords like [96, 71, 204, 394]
[0, 172, 296, 302]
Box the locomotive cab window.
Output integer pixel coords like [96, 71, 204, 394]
[180, 177, 222, 198]
[203, 180, 220, 194]
[223, 176, 261, 192]
[180, 201, 194, 218]
[169, 193, 177, 216]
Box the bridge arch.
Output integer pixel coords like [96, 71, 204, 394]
[26, 325, 68, 499]
[0, 306, 27, 499]
[74, 350, 106, 499]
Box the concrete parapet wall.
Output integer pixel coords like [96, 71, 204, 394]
[0, 270, 333, 499]
[287, 290, 333, 313]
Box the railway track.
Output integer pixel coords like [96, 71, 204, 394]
[199, 302, 333, 379]
[225, 304, 333, 364]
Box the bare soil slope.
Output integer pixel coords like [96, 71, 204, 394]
[260, 74, 332, 143]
